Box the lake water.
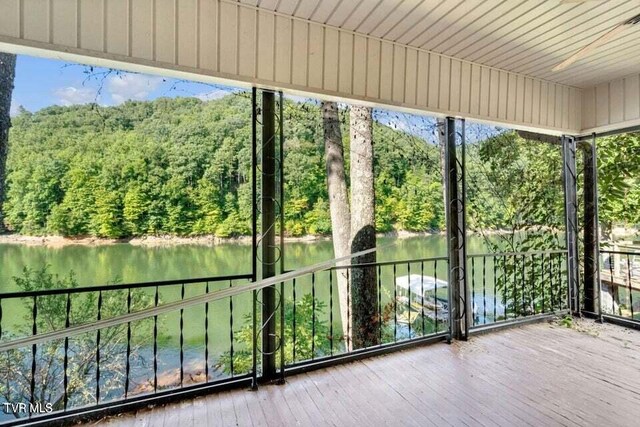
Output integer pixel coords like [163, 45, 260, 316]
[0, 235, 554, 415]
[0, 234, 505, 354]
[0, 235, 497, 340]
[0, 234, 475, 290]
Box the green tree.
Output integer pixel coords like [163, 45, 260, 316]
[3, 95, 447, 239]
[596, 132, 640, 240]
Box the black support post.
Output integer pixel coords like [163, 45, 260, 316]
[261, 90, 277, 380]
[444, 117, 468, 341]
[251, 88, 258, 389]
[562, 136, 580, 313]
[582, 136, 600, 313]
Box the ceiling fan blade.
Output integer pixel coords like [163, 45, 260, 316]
[552, 15, 638, 72]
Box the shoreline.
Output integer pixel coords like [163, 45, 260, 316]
[0, 230, 442, 248]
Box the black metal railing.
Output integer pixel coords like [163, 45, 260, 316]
[0, 246, 580, 425]
[0, 273, 252, 424]
[600, 250, 640, 322]
[468, 250, 569, 328]
[281, 257, 450, 369]
[0, 253, 455, 424]
[0, 245, 581, 425]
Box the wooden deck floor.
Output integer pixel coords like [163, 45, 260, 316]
[98, 320, 640, 427]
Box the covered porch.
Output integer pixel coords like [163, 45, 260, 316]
[0, 0, 640, 425]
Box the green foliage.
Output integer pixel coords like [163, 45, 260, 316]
[596, 133, 640, 238]
[467, 131, 567, 316]
[0, 266, 154, 411]
[468, 131, 564, 242]
[216, 293, 439, 374]
[394, 170, 441, 231]
[4, 96, 445, 238]
[559, 314, 573, 328]
[305, 198, 332, 235]
[216, 294, 333, 374]
[5, 95, 637, 243]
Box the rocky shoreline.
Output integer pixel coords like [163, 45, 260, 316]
[0, 230, 440, 248]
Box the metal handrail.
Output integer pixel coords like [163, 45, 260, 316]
[0, 245, 382, 352]
[600, 249, 640, 256]
[0, 273, 253, 299]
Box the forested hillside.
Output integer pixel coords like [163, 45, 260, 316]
[3, 95, 444, 238]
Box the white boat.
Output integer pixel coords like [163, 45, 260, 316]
[395, 274, 449, 323]
[395, 274, 449, 296]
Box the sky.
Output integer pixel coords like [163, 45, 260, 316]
[9, 55, 238, 116]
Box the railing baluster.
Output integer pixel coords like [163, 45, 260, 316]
[471, 257, 476, 326]
[125, 288, 132, 397]
[627, 254, 634, 319]
[63, 293, 71, 410]
[482, 256, 487, 325]
[503, 255, 508, 319]
[312, 272, 316, 358]
[493, 256, 497, 323]
[434, 259, 438, 332]
[96, 290, 103, 404]
[521, 254, 526, 316]
[346, 268, 350, 350]
[407, 263, 412, 339]
[551, 256, 563, 310]
[420, 262, 425, 336]
[329, 271, 334, 356]
[559, 254, 565, 311]
[153, 286, 159, 393]
[280, 278, 285, 382]
[180, 283, 185, 387]
[252, 287, 257, 388]
[550, 255, 562, 310]
[204, 281, 210, 383]
[531, 254, 536, 314]
[393, 264, 397, 342]
[609, 252, 615, 313]
[548, 253, 554, 310]
[30, 296, 37, 414]
[540, 253, 545, 313]
[552, 254, 557, 309]
[229, 281, 234, 376]
[378, 264, 382, 344]
[292, 278, 297, 362]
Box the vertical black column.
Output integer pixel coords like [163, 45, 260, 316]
[582, 135, 600, 314]
[251, 88, 258, 389]
[261, 90, 277, 380]
[562, 136, 580, 313]
[445, 117, 468, 341]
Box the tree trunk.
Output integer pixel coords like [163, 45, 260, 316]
[437, 118, 447, 225]
[0, 53, 16, 232]
[322, 101, 351, 347]
[349, 105, 378, 349]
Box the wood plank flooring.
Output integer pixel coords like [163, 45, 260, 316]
[97, 319, 640, 427]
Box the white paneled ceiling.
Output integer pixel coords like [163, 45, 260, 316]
[237, 0, 640, 88]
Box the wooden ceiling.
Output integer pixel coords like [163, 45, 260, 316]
[236, 0, 640, 88]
